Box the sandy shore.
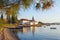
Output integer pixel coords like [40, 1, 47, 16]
[0, 27, 20, 40]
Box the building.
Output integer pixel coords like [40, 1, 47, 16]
[19, 17, 38, 25]
[20, 19, 30, 25]
[30, 17, 38, 25]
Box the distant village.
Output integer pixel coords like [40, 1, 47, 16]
[19, 17, 60, 26]
[19, 17, 44, 26]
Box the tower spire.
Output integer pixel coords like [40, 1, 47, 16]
[32, 16, 34, 21]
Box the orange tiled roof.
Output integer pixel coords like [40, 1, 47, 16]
[20, 19, 29, 21]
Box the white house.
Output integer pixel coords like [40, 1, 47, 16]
[20, 17, 38, 25]
[30, 21, 38, 25]
[20, 19, 30, 25]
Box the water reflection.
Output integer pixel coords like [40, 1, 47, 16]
[18, 26, 35, 34]
[23, 27, 29, 33]
[16, 25, 60, 40]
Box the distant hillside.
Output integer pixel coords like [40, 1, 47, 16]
[45, 23, 60, 25]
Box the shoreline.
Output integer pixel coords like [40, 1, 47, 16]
[0, 27, 20, 40]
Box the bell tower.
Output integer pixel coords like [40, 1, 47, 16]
[32, 16, 34, 21]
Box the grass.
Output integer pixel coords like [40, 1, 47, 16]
[0, 23, 4, 29]
[4, 23, 18, 27]
[0, 23, 18, 30]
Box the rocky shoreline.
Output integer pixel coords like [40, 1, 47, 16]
[0, 27, 20, 40]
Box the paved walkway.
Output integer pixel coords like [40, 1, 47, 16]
[0, 28, 19, 40]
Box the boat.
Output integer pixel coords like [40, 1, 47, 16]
[50, 27, 56, 29]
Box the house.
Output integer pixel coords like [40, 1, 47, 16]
[29, 17, 38, 25]
[30, 21, 38, 25]
[20, 19, 30, 25]
[19, 17, 38, 25]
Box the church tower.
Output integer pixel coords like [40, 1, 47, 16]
[32, 16, 35, 21]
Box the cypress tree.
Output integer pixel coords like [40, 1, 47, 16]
[1, 14, 3, 20]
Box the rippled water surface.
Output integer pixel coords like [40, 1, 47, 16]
[17, 25, 60, 40]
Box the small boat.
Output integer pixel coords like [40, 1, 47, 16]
[50, 27, 56, 29]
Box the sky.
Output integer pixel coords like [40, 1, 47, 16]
[18, 0, 60, 23]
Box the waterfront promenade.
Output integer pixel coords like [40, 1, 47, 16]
[0, 27, 19, 40]
[0, 23, 43, 40]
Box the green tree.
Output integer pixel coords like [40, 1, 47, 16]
[22, 0, 33, 9]
[11, 15, 15, 24]
[0, 0, 54, 24]
[1, 13, 3, 20]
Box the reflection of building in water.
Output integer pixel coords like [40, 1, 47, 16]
[23, 27, 28, 33]
[19, 26, 35, 34]
[30, 26, 35, 35]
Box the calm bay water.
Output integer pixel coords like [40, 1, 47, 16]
[16, 25, 60, 40]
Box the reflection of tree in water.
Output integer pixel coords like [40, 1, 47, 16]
[0, 0, 54, 24]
